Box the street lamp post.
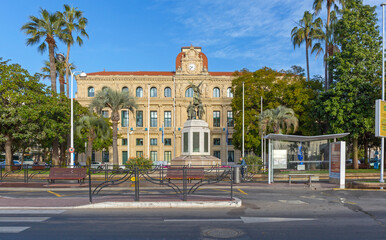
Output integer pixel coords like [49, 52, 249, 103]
[381, 3, 386, 184]
[56, 53, 87, 168]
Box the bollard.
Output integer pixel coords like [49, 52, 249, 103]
[233, 166, 241, 184]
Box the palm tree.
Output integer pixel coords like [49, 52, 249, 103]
[76, 112, 110, 163]
[58, 4, 88, 98]
[313, 0, 346, 89]
[21, 8, 64, 94]
[291, 11, 323, 81]
[259, 106, 299, 134]
[41, 59, 76, 95]
[312, 11, 340, 89]
[90, 88, 137, 167]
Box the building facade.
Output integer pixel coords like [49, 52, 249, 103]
[76, 46, 240, 165]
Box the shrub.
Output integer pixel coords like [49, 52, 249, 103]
[244, 154, 263, 173]
[125, 156, 152, 169]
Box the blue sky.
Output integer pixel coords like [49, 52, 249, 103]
[0, 0, 382, 89]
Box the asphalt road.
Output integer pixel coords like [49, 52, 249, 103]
[0, 188, 385, 240]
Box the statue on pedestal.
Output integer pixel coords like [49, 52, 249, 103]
[187, 81, 204, 120]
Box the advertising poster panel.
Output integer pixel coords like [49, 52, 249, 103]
[329, 141, 346, 189]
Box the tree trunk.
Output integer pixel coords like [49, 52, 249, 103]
[305, 37, 310, 81]
[87, 133, 94, 163]
[328, 44, 334, 86]
[47, 40, 57, 94]
[66, 44, 71, 98]
[20, 148, 25, 165]
[364, 138, 368, 165]
[59, 73, 65, 95]
[60, 141, 66, 165]
[52, 138, 60, 166]
[324, 4, 331, 91]
[5, 135, 12, 172]
[353, 138, 359, 169]
[112, 120, 119, 167]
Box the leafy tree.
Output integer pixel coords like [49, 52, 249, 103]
[58, 4, 88, 98]
[76, 112, 111, 162]
[231, 67, 321, 154]
[291, 11, 323, 81]
[21, 8, 64, 94]
[322, 0, 381, 169]
[259, 106, 299, 134]
[90, 88, 137, 167]
[0, 59, 47, 170]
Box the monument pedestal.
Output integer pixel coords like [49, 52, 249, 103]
[171, 120, 221, 167]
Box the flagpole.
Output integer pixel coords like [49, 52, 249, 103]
[126, 109, 130, 160]
[242, 82, 245, 159]
[148, 84, 150, 159]
[173, 76, 176, 160]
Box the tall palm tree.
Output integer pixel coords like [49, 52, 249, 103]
[259, 106, 299, 134]
[76, 112, 111, 163]
[313, 0, 346, 89]
[312, 11, 340, 89]
[58, 4, 88, 98]
[291, 11, 323, 81]
[41, 59, 76, 95]
[21, 8, 64, 94]
[90, 88, 137, 167]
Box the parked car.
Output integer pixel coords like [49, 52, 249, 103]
[0, 160, 21, 168]
[79, 161, 106, 169]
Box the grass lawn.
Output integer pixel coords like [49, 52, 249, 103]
[278, 169, 384, 175]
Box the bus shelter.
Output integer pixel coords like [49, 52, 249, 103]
[264, 133, 349, 184]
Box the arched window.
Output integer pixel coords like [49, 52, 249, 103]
[102, 87, 109, 93]
[88, 87, 94, 97]
[150, 87, 157, 97]
[122, 87, 128, 92]
[164, 87, 171, 97]
[185, 87, 193, 97]
[213, 87, 220, 98]
[136, 87, 143, 97]
[227, 87, 233, 98]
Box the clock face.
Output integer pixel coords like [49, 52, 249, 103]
[188, 63, 196, 71]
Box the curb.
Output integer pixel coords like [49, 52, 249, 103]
[76, 198, 242, 209]
[0, 198, 242, 210]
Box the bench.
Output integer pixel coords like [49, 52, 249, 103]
[47, 168, 87, 184]
[32, 165, 46, 171]
[288, 174, 317, 187]
[165, 167, 205, 182]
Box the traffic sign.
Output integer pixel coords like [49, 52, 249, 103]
[69, 148, 75, 153]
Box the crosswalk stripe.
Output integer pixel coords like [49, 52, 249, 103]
[0, 210, 65, 214]
[0, 217, 50, 222]
[0, 227, 30, 233]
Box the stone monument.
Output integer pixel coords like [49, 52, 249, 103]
[171, 81, 221, 166]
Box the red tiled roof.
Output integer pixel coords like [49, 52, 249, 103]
[87, 71, 235, 77]
[87, 71, 175, 76]
[181, 46, 202, 50]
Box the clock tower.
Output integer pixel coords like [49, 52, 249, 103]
[175, 45, 209, 75]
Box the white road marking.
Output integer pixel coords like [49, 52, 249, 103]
[0, 210, 65, 214]
[164, 217, 316, 224]
[165, 219, 241, 222]
[241, 217, 315, 223]
[300, 195, 325, 201]
[278, 200, 308, 204]
[0, 217, 50, 222]
[0, 227, 30, 233]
